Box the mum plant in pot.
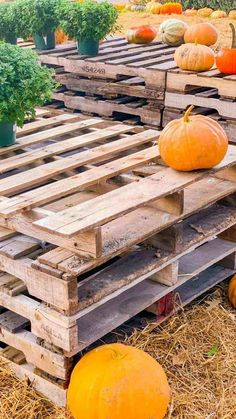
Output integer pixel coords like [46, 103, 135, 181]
[58, 0, 118, 56]
[15, 0, 62, 50]
[0, 2, 19, 44]
[0, 43, 56, 147]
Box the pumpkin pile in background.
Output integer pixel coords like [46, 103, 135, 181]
[67, 343, 171, 419]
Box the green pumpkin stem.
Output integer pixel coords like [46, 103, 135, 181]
[184, 105, 194, 123]
[230, 23, 236, 49]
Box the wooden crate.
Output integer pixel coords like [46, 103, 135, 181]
[39, 38, 176, 101]
[163, 107, 236, 144]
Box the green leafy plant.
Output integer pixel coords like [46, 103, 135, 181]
[15, 0, 62, 38]
[0, 43, 57, 126]
[0, 2, 19, 42]
[57, 0, 119, 41]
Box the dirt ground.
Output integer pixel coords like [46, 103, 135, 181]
[117, 13, 235, 49]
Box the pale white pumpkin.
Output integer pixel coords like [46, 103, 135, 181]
[159, 19, 188, 46]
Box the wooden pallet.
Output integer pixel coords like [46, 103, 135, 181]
[53, 89, 163, 127]
[165, 87, 236, 120]
[39, 38, 177, 99]
[17, 38, 34, 49]
[163, 107, 236, 144]
[167, 68, 236, 99]
[0, 262, 234, 406]
[0, 200, 236, 352]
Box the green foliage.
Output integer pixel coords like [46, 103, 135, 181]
[181, 0, 235, 12]
[15, 0, 62, 38]
[0, 2, 19, 41]
[57, 0, 119, 41]
[0, 43, 57, 126]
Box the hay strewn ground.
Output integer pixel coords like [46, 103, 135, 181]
[117, 13, 236, 49]
[0, 284, 235, 418]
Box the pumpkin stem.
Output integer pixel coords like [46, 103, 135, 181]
[230, 23, 236, 49]
[183, 105, 194, 123]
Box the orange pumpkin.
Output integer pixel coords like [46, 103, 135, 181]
[55, 29, 69, 44]
[126, 25, 157, 43]
[174, 43, 215, 72]
[184, 9, 197, 16]
[160, 2, 182, 15]
[67, 343, 171, 419]
[184, 22, 218, 46]
[216, 23, 236, 74]
[229, 10, 236, 19]
[197, 7, 213, 17]
[114, 3, 126, 11]
[228, 275, 236, 308]
[159, 106, 228, 171]
[211, 10, 227, 18]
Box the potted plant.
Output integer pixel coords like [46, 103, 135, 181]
[57, 0, 119, 56]
[0, 2, 19, 44]
[0, 43, 56, 147]
[15, 0, 62, 50]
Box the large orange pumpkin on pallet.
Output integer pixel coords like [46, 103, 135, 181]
[160, 2, 182, 14]
[126, 25, 157, 43]
[216, 23, 236, 74]
[184, 22, 218, 46]
[174, 43, 215, 72]
[228, 275, 236, 308]
[67, 343, 171, 419]
[159, 106, 228, 171]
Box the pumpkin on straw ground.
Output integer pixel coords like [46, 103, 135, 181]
[67, 343, 170, 419]
[158, 106, 228, 171]
[228, 275, 236, 308]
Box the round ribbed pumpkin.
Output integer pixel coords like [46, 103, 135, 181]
[160, 2, 182, 14]
[159, 19, 188, 46]
[159, 106, 228, 171]
[184, 22, 218, 46]
[67, 343, 171, 419]
[146, 2, 162, 14]
[228, 275, 236, 308]
[184, 8, 197, 16]
[211, 10, 227, 18]
[216, 23, 236, 74]
[197, 7, 213, 17]
[229, 10, 236, 19]
[126, 25, 157, 43]
[174, 43, 215, 72]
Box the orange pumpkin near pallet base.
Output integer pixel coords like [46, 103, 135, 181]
[126, 25, 157, 44]
[68, 344, 170, 419]
[228, 276, 236, 308]
[216, 23, 236, 74]
[158, 106, 228, 172]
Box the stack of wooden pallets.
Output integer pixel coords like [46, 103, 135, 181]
[39, 37, 176, 127]
[0, 107, 236, 405]
[164, 68, 236, 143]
